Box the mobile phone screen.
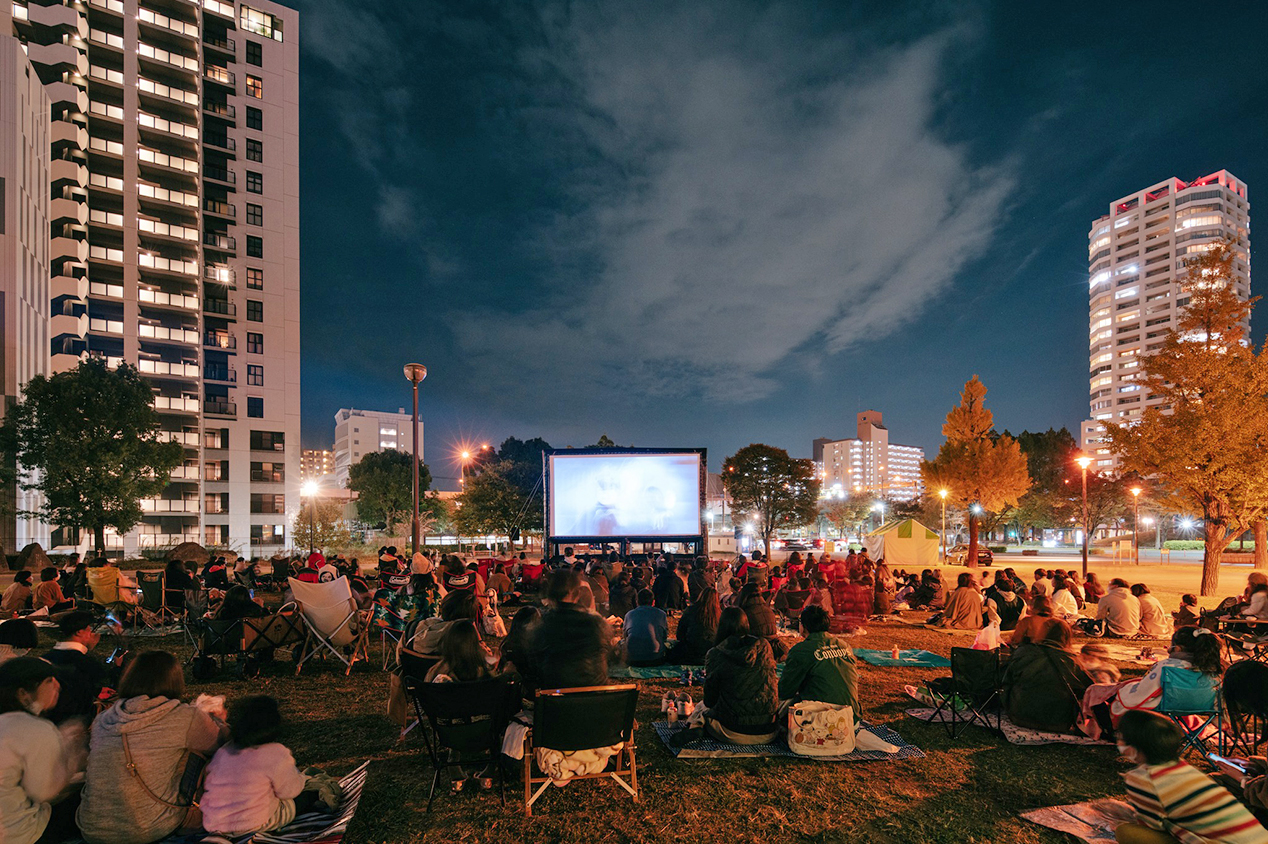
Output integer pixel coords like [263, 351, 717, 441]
[1208, 753, 1249, 773]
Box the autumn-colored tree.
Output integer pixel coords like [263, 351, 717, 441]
[723, 444, 820, 562]
[820, 495, 873, 539]
[293, 498, 355, 552]
[1107, 241, 1268, 594]
[921, 376, 1032, 567]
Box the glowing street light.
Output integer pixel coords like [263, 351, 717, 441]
[1130, 486, 1143, 565]
[1076, 454, 1093, 577]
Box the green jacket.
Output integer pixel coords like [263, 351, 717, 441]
[778, 631, 859, 712]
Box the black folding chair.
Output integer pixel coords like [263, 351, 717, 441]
[1223, 660, 1268, 755]
[524, 684, 639, 816]
[399, 648, 443, 742]
[930, 647, 1003, 738]
[134, 571, 168, 628]
[410, 676, 522, 811]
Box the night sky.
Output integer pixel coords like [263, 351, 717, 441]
[293, 1, 1268, 489]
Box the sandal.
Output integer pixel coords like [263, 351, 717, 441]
[450, 778, 465, 794]
[476, 777, 493, 791]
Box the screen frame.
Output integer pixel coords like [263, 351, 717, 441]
[543, 446, 706, 544]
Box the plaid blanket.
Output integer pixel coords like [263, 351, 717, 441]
[854, 648, 950, 668]
[654, 720, 925, 762]
[905, 707, 1111, 746]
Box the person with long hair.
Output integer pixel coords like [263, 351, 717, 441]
[1083, 572, 1106, 604]
[668, 587, 721, 665]
[1049, 574, 1080, 621]
[78, 651, 229, 844]
[701, 608, 779, 744]
[1132, 583, 1172, 638]
[1002, 620, 1093, 734]
[872, 560, 896, 615]
[1009, 595, 1067, 646]
[426, 621, 494, 683]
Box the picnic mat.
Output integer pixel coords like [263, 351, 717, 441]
[611, 664, 790, 680]
[905, 707, 1112, 746]
[654, 720, 925, 762]
[1092, 642, 1165, 664]
[892, 616, 978, 635]
[1021, 799, 1136, 844]
[855, 648, 950, 668]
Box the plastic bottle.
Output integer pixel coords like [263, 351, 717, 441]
[892, 645, 901, 660]
[667, 705, 678, 723]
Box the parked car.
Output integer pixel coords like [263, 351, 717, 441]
[948, 544, 994, 566]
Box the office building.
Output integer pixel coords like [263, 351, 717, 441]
[1081, 171, 1250, 472]
[333, 407, 420, 488]
[300, 447, 332, 481]
[2, 0, 301, 554]
[0, 34, 50, 551]
[817, 411, 925, 501]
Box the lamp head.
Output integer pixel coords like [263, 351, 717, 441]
[1075, 455, 1092, 470]
[301, 480, 318, 498]
[403, 363, 428, 384]
[939, 488, 948, 500]
[1130, 487, 1142, 497]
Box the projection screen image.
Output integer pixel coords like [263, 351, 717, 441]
[549, 453, 701, 537]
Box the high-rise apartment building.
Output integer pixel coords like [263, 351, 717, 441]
[299, 447, 332, 480]
[817, 411, 925, 501]
[1081, 171, 1251, 472]
[0, 34, 51, 552]
[333, 408, 421, 488]
[1, 0, 301, 554]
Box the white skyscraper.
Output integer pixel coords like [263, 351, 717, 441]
[816, 411, 925, 501]
[1081, 170, 1251, 473]
[333, 408, 422, 488]
[2, 0, 301, 554]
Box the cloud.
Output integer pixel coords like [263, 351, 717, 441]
[450, 6, 1013, 405]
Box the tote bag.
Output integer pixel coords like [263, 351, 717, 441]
[787, 700, 855, 757]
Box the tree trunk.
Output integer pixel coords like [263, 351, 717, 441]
[1255, 519, 1268, 569]
[1201, 527, 1224, 597]
[763, 534, 773, 564]
[93, 525, 106, 556]
[966, 513, 979, 569]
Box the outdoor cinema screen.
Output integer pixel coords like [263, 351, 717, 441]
[549, 452, 701, 538]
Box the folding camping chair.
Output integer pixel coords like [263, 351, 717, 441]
[191, 604, 304, 680]
[524, 684, 639, 816]
[1157, 664, 1223, 757]
[412, 676, 522, 811]
[930, 646, 1003, 738]
[289, 576, 372, 675]
[1223, 660, 1268, 756]
[398, 647, 442, 743]
[268, 557, 292, 591]
[134, 571, 170, 628]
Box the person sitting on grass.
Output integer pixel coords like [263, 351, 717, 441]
[42, 610, 116, 725]
[737, 582, 788, 660]
[908, 570, 945, 611]
[498, 606, 541, 689]
[1010, 595, 1065, 646]
[1133, 584, 1173, 638]
[1173, 594, 1200, 628]
[622, 589, 669, 667]
[2, 570, 32, 615]
[831, 574, 873, 634]
[530, 570, 615, 689]
[773, 577, 812, 625]
[937, 572, 984, 630]
[1078, 642, 1123, 685]
[1050, 574, 1081, 621]
[701, 608, 779, 745]
[1084, 572, 1106, 604]
[1097, 578, 1142, 638]
[0, 618, 38, 665]
[986, 576, 1026, 631]
[1003, 622, 1093, 734]
[1115, 709, 1268, 844]
[778, 605, 859, 714]
[200, 696, 339, 838]
[667, 587, 720, 666]
[606, 571, 637, 621]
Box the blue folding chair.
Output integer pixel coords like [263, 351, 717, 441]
[1156, 665, 1223, 756]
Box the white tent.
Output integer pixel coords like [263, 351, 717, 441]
[862, 518, 939, 568]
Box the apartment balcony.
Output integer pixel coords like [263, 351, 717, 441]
[204, 400, 236, 417]
[28, 1, 86, 35]
[87, 280, 122, 299]
[140, 498, 200, 514]
[89, 173, 124, 194]
[203, 199, 235, 219]
[139, 322, 200, 345]
[139, 358, 199, 379]
[87, 64, 122, 88]
[88, 100, 123, 123]
[52, 235, 89, 262]
[166, 465, 201, 481]
[138, 218, 199, 243]
[87, 28, 123, 52]
[46, 82, 88, 116]
[204, 331, 236, 350]
[137, 182, 198, 209]
[139, 253, 198, 276]
[137, 7, 198, 40]
[51, 159, 87, 188]
[204, 364, 236, 383]
[153, 395, 200, 414]
[204, 165, 235, 186]
[51, 121, 88, 151]
[138, 77, 200, 108]
[204, 298, 236, 317]
[86, 0, 123, 15]
[203, 101, 234, 119]
[203, 232, 236, 252]
[138, 111, 199, 141]
[88, 316, 124, 335]
[28, 42, 87, 76]
[88, 136, 124, 158]
[51, 313, 87, 338]
[203, 34, 235, 54]
[205, 265, 235, 287]
[203, 65, 235, 87]
[159, 430, 200, 447]
[87, 208, 123, 228]
[51, 197, 87, 226]
[138, 41, 199, 74]
[54, 273, 90, 300]
[138, 287, 199, 310]
[203, 0, 235, 20]
[204, 134, 235, 154]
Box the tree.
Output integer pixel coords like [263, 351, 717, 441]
[495, 436, 550, 534]
[1107, 241, 1268, 594]
[1054, 471, 1130, 547]
[921, 376, 1031, 568]
[454, 462, 527, 541]
[722, 444, 820, 562]
[347, 449, 431, 538]
[590, 435, 617, 447]
[820, 495, 873, 539]
[0, 359, 184, 552]
[293, 498, 355, 552]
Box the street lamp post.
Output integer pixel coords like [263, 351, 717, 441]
[1076, 455, 1092, 578]
[939, 489, 949, 564]
[301, 480, 318, 555]
[1130, 486, 1143, 565]
[403, 363, 427, 556]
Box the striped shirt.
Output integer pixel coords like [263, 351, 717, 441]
[1124, 761, 1268, 844]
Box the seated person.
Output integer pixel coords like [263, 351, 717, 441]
[736, 583, 788, 660]
[1, 571, 32, 615]
[773, 577, 812, 623]
[938, 573, 984, 630]
[86, 558, 137, 606]
[1078, 643, 1122, 685]
[1002, 623, 1092, 734]
[831, 575, 873, 633]
[778, 605, 859, 713]
[607, 571, 637, 620]
[425, 620, 495, 683]
[216, 585, 266, 621]
[42, 610, 116, 724]
[666, 587, 720, 666]
[407, 590, 479, 657]
[1242, 578, 1268, 620]
[873, 562, 896, 615]
[33, 567, 74, 613]
[1133, 583, 1173, 638]
[1049, 574, 1081, 621]
[0, 657, 79, 844]
[529, 570, 615, 689]
[702, 607, 779, 745]
[909, 570, 945, 610]
[622, 589, 669, 667]
[1173, 593, 1200, 627]
[486, 564, 514, 603]
[497, 606, 541, 688]
[985, 577, 1026, 631]
[163, 560, 197, 613]
[1096, 578, 1142, 638]
[1084, 573, 1105, 604]
[0, 618, 38, 664]
[1010, 595, 1065, 646]
[201, 557, 231, 590]
[1116, 709, 1268, 844]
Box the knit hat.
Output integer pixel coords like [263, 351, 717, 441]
[412, 552, 431, 575]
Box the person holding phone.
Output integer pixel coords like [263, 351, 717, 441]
[1212, 754, 1268, 818]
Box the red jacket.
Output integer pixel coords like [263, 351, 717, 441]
[831, 580, 872, 631]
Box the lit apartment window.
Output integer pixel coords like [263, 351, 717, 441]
[247, 332, 263, 353]
[246, 75, 263, 98]
[246, 171, 262, 193]
[247, 235, 263, 257]
[246, 139, 263, 162]
[246, 40, 262, 66]
[247, 364, 263, 385]
[246, 107, 262, 130]
[247, 299, 263, 321]
[246, 267, 263, 289]
[247, 397, 263, 418]
[246, 203, 263, 226]
[241, 5, 283, 41]
[249, 430, 284, 450]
